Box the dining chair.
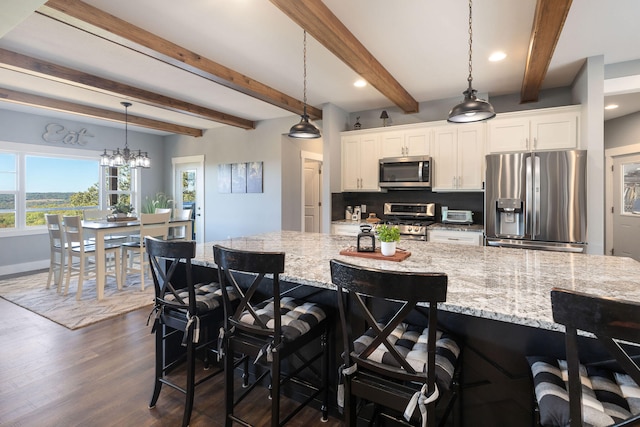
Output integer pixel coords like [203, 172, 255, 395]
[214, 244, 331, 427]
[528, 288, 640, 427]
[167, 208, 192, 240]
[330, 258, 462, 427]
[45, 214, 66, 292]
[146, 237, 233, 427]
[62, 215, 122, 300]
[120, 212, 170, 291]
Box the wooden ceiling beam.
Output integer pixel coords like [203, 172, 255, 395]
[0, 48, 255, 130]
[0, 86, 203, 137]
[269, 0, 418, 114]
[521, 0, 573, 103]
[39, 0, 322, 120]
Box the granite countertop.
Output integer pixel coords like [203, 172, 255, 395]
[194, 231, 640, 332]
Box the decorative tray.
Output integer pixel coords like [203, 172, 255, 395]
[339, 246, 411, 262]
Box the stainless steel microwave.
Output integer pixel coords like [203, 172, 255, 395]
[379, 156, 432, 188]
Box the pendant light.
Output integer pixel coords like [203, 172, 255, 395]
[288, 30, 321, 139]
[447, 0, 496, 123]
[100, 102, 151, 168]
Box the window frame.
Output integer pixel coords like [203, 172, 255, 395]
[0, 141, 140, 237]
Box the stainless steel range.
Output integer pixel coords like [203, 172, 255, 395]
[383, 202, 436, 241]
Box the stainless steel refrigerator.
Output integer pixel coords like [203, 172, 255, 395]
[485, 150, 587, 252]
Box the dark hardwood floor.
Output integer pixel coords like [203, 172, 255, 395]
[0, 297, 343, 426]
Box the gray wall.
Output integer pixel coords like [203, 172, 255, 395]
[0, 108, 164, 274]
[605, 111, 640, 149]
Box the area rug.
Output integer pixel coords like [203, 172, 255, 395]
[0, 271, 155, 330]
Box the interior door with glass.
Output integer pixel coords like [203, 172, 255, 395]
[173, 159, 204, 243]
[612, 154, 640, 261]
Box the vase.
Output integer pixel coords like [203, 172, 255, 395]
[380, 241, 396, 256]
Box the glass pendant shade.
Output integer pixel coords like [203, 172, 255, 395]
[448, 86, 496, 123]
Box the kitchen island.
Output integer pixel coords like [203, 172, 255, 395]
[192, 231, 640, 426]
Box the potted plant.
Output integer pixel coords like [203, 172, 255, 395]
[141, 192, 173, 214]
[376, 224, 400, 256]
[111, 201, 134, 218]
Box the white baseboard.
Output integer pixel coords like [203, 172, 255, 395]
[0, 260, 49, 277]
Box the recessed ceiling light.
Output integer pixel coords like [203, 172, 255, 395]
[605, 104, 619, 110]
[354, 79, 367, 88]
[489, 51, 507, 62]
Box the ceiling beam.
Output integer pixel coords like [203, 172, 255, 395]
[0, 86, 203, 137]
[0, 48, 255, 130]
[269, 0, 418, 114]
[521, 0, 573, 103]
[38, 0, 322, 120]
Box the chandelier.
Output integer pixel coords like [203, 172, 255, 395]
[288, 30, 321, 139]
[100, 102, 151, 168]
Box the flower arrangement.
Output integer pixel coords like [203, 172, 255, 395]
[376, 224, 400, 242]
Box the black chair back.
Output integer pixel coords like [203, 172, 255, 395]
[551, 288, 640, 427]
[213, 244, 286, 341]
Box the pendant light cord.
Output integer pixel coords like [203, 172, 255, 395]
[303, 30, 308, 113]
[467, 0, 473, 86]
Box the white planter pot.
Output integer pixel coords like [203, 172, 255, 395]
[380, 241, 397, 256]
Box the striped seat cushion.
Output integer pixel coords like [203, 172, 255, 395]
[238, 296, 327, 341]
[353, 322, 460, 391]
[528, 356, 640, 426]
[164, 281, 237, 313]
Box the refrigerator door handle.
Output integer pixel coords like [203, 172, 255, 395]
[534, 155, 541, 236]
[525, 156, 532, 236]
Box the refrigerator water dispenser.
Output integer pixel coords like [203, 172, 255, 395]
[496, 199, 524, 237]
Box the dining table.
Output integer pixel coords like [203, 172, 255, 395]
[81, 218, 193, 300]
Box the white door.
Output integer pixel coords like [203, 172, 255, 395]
[612, 153, 640, 261]
[173, 156, 205, 243]
[304, 160, 321, 233]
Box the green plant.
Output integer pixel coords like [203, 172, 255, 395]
[141, 192, 173, 213]
[376, 224, 400, 242]
[111, 201, 134, 215]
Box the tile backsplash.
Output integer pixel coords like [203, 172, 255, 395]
[332, 190, 484, 224]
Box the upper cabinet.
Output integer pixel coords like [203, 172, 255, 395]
[487, 106, 580, 153]
[432, 123, 485, 192]
[380, 127, 431, 158]
[341, 133, 381, 192]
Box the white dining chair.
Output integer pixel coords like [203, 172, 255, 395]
[120, 212, 171, 291]
[168, 208, 192, 240]
[62, 215, 122, 300]
[45, 214, 66, 292]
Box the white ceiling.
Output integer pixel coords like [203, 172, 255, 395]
[0, 0, 638, 135]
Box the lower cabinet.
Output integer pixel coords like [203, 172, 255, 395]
[331, 222, 363, 237]
[428, 229, 484, 246]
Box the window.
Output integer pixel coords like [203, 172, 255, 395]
[0, 142, 140, 233]
[623, 162, 640, 214]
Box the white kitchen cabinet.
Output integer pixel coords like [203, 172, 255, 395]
[432, 123, 485, 191]
[380, 128, 431, 158]
[487, 106, 580, 153]
[428, 229, 484, 246]
[341, 133, 381, 191]
[331, 222, 363, 236]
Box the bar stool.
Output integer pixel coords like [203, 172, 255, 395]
[146, 237, 232, 427]
[214, 244, 331, 427]
[330, 259, 462, 427]
[528, 288, 640, 427]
